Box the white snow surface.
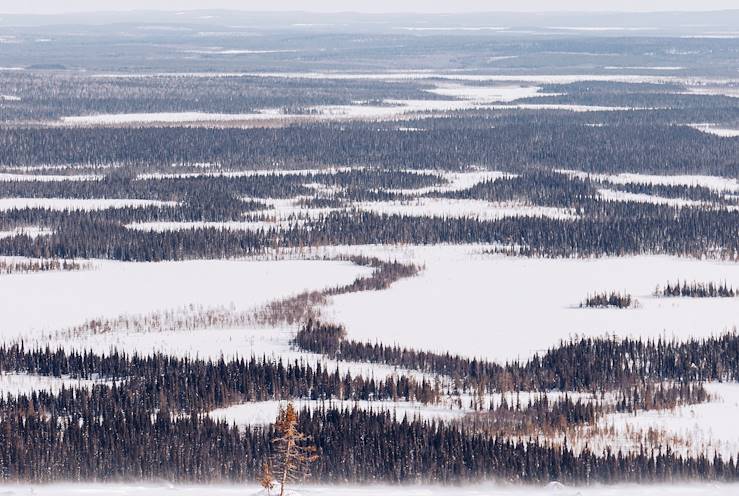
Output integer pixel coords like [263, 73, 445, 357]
[4, 482, 739, 496]
[0, 198, 179, 211]
[0, 258, 370, 341]
[0, 226, 53, 239]
[321, 245, 739, 362]
[386, 169, 513, 195]
[689, 123, 739, 138]
[0, 173, 104, 182]
[596, 188, 707, 208]
[137, 167, 354, 180]
[357, 198, 577, 220]
[597, 383, 739, 458]
[0, 373, 102, 397]
[124, 220, 291, 233]
[558, 169, 739, 194]
[209, 399, 467, 427]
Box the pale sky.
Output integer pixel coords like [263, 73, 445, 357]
[3, 0, 739, 15]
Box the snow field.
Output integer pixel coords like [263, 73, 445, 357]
[4, 482, 739, 496]
[357, 198, 577, 220]
[0, 373, 104, 397]
[0, 198, 179, 211]
[557, 169, 739, 194]
[0, 257, 371, 341]
[323, 245, 739, 363]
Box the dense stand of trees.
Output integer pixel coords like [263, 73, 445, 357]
[0, 166, 737, 261]
[0, 345, 441, 409]
[1, 121, 737, 174]
[0, 71, 442, 121]
[656, 281, 737, 298]
[438, 170, 597, 208]
[0, 343, 726, 484]
[581, 292, 635, 309]
[2, 402, 737, 484]
[3, 202, 739, 261]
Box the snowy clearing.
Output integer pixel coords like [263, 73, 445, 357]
[0, 258, 370, 341]
[0, 198, 179, 211]
[557, 169, 739, 194]
[59, 110, 287, 125]
[124, 220, 292, 233]
[426, 84, 548, 102]
[357, 198, 577, 220]
[0, 172, 104, 182]
[322, 245, 739, 362]
[137, 167, 354, 180]
[596, 383, 739, 458]
[689, 123, 739, 138]
[597, 188, 707, 208]
[386, 169, 513, 195]
[209, 399, 467, 427]
[0, 373, 102, 397]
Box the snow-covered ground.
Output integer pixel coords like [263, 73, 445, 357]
[0, 257, 370, 342]
[0, 372, 103, 397]
[0, 226, 53, 239]
[426, 84, 548, 102]
[124, 220, 291, 233]
[321, 245, 739, 362]
[4, 483, 739, 496]
[0, 198, 179, 211]
[357, 198, 577, 220]
[557, 169, 739, 194]
[689, 123, 739, 138]
[596, 188, 708, 208]
[209, 398, 467, 427]
[0, 172, 104, 182]
[385, 169, 513, 195]
[137, 167, 354, 180]
[595, 382, 739, 458]
[57, 75, 670, 127]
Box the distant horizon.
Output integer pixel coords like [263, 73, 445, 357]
[5, 8, 739, 15]
[4, 0, 739, 16]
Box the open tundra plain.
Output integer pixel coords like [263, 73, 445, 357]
[2, 7, 739, 494]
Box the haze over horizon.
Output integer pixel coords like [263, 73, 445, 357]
[4, 0, 739, 15]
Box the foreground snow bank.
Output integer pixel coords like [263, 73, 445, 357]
[3, 483, 739, 496]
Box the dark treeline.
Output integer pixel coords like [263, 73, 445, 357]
[0, 344, 442, 410]
[1, 402, 737, 484]
[656, 281, 737, 298]
[300, 206, 739, 259]
[0, 169, 436, 202]
[580, 292, 634, 309]
[0, 71, 442, 121]
[1, 122, 738, 175]
[326, 255, 421, 295]
[295, 320, 739, 391]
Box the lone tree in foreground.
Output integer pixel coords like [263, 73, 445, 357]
[272, 402, 318, 496]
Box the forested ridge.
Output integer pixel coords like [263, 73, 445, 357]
[0, 340, 729, 483]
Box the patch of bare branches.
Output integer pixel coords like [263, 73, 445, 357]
[0, 258, 91, 275]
